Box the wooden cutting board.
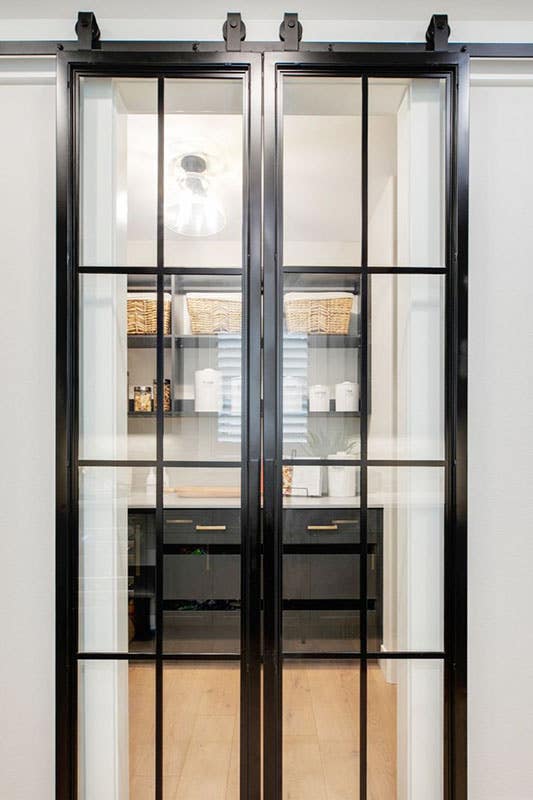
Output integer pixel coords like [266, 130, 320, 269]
[164, 485, 240, 498]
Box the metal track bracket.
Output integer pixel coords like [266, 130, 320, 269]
[426, 14, 450, 51]
[279, 13, 302, 50]
[75, 11, 101, 50]
[223, 12, 246, 51]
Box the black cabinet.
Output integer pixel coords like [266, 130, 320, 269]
[128, 505, 383, 655]
[282, 506, 383, 652]
[127, 512, 156, 650]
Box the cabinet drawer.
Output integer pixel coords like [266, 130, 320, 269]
[283, 610, 360, 651]
[163, 610, 240, 654]
[282, 554, 377, 600]
[163, 553, 240, 600]
[164, 508, 240, 543]
[283, 508, 381, 544]
[282, 609, 380, 653]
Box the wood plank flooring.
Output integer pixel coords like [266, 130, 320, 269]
[128, 661, 397, 800]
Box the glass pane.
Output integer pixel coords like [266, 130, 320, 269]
[283, 471, 365, 654]
[282, 273, 361, 460]
[78, 660, 155, 800]
[283, 660, 359, 799]
[368, 659, 443, 799]
[163, 274, 242, 462]
[163, 467, 241, 654]
[369, 467, 444, 653]
[368, 274, 445, 460]
[283, 76, 362, 266]
[164, 78, 243, 268]
[368, 78, 446, 267]
[79, 467, 156, 654]
[80, 274, 158, 461]
[79, 78, 158, 267]
[163, 661, 239, 799]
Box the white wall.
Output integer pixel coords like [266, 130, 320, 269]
[0, 58, 55, 800]
[469, 59, 533, 800]
[2, 36, 533, 800]
[4, 16, 533, 44]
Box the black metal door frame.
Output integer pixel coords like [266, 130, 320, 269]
[262, 49, 469, 800]
[43, 29, 469, 800]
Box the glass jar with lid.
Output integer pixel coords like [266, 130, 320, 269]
[153, 379, 171, 413]
[133, 385, 152, 413]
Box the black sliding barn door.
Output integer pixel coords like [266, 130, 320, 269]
[56, 50, 262, 800]
[262, 50, 468, 800]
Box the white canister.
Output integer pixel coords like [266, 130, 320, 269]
[230, 376, 242, 415]
[194, 368, 222, 412]
[327, 452, 358, 497]
[309, 384, 330, 412]
[283, 376, 306, 414]
[335, 381, 359, 412]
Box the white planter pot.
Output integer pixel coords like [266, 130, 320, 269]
[327, 452, 358, 497]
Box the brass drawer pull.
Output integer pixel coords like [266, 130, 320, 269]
[307, 524, 338, 531]
[196, 525, 227, 531]
[331, 519, 357, 525]
[166, 519, 193, 524]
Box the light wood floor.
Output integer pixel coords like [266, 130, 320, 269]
[128, 662, 397, 800]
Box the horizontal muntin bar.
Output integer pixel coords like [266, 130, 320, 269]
[78, 459, 241, 468]
[283, 265, 446, 274]
[77, 651, 241, 661]
[163, 460, 241, 468]
[77, 650, 445, 662]
[283, 266, 362, 273]
[282, 458, 362, 467]
[78, 266, 159, 274]
[162, 543, 375, 554]
[283, 651, 445, 660]
[282, 458, 445, 467]
[367, 459, 445, 467]
[78, 265, 444, 276]
[161, 599, 376, 610]
[77, 652, 155, 660]
[79, 459, 443, 469]
[78, 266, 242, 274]
[367, 266, 447, 274]
[79, 459, 157, 468]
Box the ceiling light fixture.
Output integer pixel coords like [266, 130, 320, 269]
[165, 153, 226, 237]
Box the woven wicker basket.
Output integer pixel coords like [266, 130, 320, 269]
[284, 292, 354, 335]
[186, 293, 242, 335]
[127, 294, 171, 336]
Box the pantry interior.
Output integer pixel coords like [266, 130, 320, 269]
[77, 72, 446, 799]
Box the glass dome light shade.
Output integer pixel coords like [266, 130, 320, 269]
[165, 172, 226, 237]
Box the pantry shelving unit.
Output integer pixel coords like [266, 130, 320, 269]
[126, 272, 379, 656]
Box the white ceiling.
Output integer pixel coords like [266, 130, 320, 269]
[123, 77, 407, 245]
[0, 0, 531, 20]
